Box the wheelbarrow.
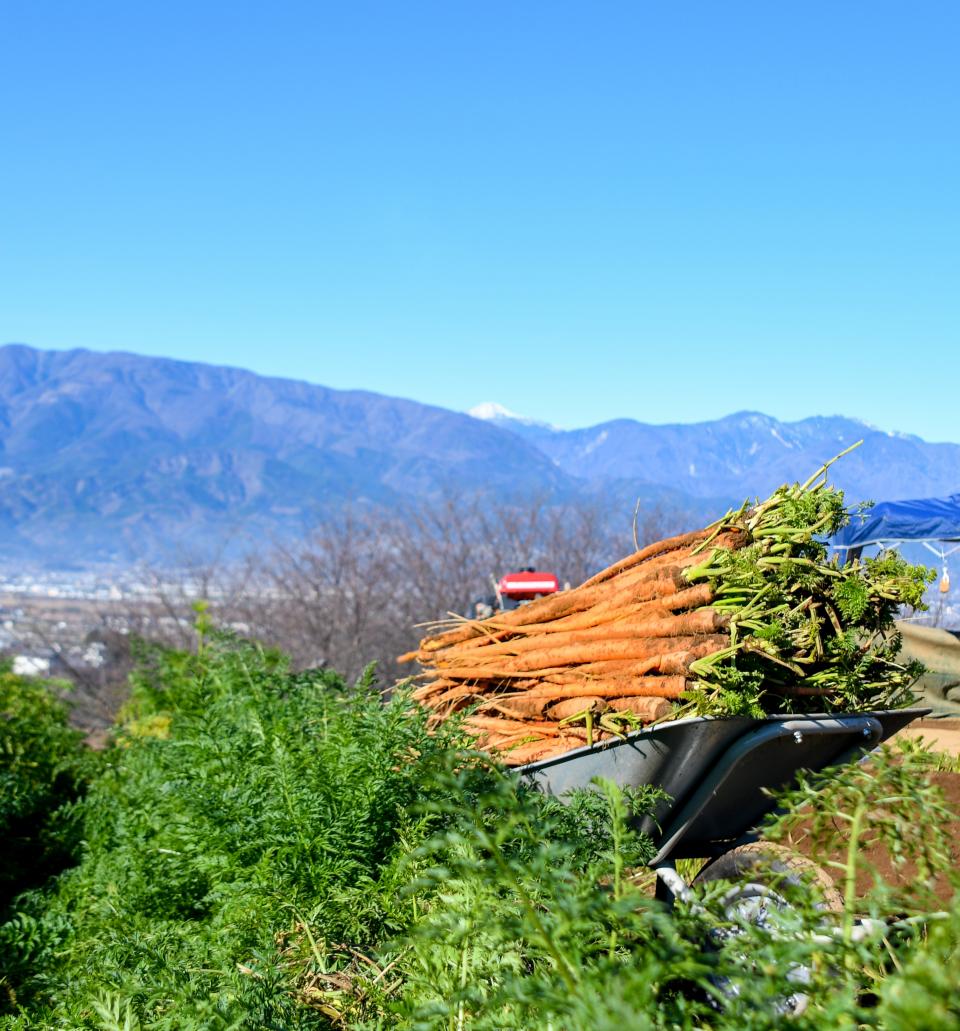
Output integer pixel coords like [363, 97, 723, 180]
[519, 707, 926, 905]
[519, 707, 928, 1013]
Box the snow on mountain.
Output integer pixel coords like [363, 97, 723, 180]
[467, 401, 553, 429]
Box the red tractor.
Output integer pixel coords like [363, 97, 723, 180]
[473, 568, 562, 619]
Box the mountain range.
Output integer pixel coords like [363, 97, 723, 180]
[2, 343, 958, 567]
[472, 405, 960, 503]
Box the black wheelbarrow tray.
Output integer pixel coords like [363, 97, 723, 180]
[519, 707, 927, 903]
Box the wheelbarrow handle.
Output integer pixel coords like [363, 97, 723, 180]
[649, 714, 884, 866]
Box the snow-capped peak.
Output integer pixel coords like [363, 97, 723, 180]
[469, 401, 525, 421]
[468, 401, 554, 429]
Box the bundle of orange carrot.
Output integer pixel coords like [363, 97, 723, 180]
[399, 457, 933, 767]
[399, 526, 745, 766]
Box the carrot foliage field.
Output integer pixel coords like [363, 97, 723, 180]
[2, 633, 960, 1030]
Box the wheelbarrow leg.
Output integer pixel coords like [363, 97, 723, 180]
[654, 861, 693, 907]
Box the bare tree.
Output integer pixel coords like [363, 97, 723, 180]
[231, 492, 679, 684]
[44, 492, 696, 724]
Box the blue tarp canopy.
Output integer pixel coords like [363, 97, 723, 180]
[833, 493, 960, 550]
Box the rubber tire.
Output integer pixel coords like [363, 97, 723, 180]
[693, 843, 842, 1017]
[693, 841, 844, 912]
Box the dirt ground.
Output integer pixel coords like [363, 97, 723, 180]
[894, 717, 960, 757]
[782, 756, 960, 907]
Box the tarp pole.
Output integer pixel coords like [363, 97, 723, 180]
[845, 545, 863, 566]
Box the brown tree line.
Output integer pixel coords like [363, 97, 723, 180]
[52, 496, 688, 726]
[155, 497, 683, 681]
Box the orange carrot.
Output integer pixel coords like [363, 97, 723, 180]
[547, 696, 607, 720]
[411, 679, 457, 701]
[491, 619, 724, 672]
[660, 582, 715, 612]
[496, 740, 563, 764]
[468, 623, 721, 670]
[439, 620, 674, 660]
[551, 640, 723, 679]
[504, 676, 689, 701]
[432, 665, 570, 681]
[577, 528, 714, 588]
[479, 696, 553, 718]
[605, 696, 673, 720]
[433, 683, 481, 702]
[463, 715, 565, 735]
[572, 636, 727, 676]
[576, 528, 746, 590]
[412, 559, 707, 660]
[414, 530, 743, 656]
[443, 599, 717, 661]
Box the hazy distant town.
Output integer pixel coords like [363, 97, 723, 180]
[4, 560, 959, 698]
[0, 566, 205, 678]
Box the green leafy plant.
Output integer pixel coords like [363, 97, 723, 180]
[683, 460, 934, 716]
[4, 639, 960, 1029]
[0, 665, 96, 917]
[1, 636, 471, 1026]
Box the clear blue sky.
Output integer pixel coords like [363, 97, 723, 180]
[2, 2, 957, 438]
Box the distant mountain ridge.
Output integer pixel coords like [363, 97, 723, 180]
[475, 406, 960, 502]
[1, 344, 958, 567]
[0, 344, 569, 565]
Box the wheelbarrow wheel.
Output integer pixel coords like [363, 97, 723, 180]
[693, 841, 843, 912]
[692, 842, 842, 1016]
